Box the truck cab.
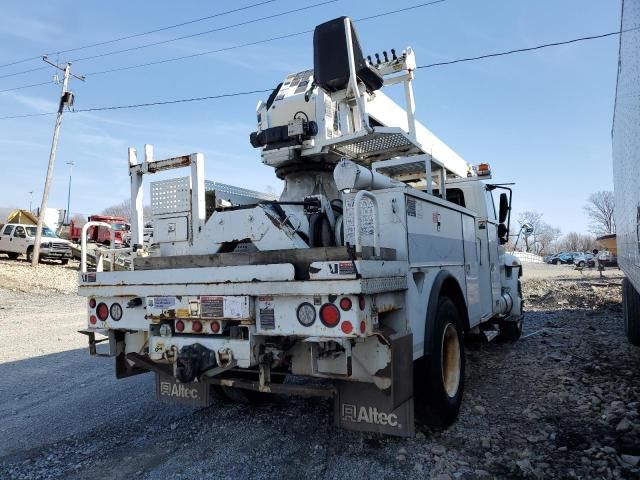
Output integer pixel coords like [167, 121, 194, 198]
[0, 223, 72, 264]
[70, 215, 130, 246]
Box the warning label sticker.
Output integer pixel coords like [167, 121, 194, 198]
[200, 296, 224, 318]
[153, 297, 175, 309]
[338, 262, 356, 275]
[259, 296, 275, 330]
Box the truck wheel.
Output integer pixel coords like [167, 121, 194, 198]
[415, 296, 465, 427]
[623, 278, 640, 347]
[26, 247, 34, 263]
[60, 259, 69, 265]
[7, 252, 19, 260]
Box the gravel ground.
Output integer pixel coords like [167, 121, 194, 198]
[0, 262, 638, 479]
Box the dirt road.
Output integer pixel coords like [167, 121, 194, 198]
[0, 260, 639, 479]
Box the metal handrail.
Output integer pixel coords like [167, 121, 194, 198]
[353, 190, 380, 256]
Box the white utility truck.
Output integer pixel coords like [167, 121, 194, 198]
[0, 223, 72, 264]
[78, 17, 523, 436]
[612, 0, 640, 347]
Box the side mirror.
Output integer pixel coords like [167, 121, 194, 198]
[499, 193, 509, 223]
[497, 223, 508, 244]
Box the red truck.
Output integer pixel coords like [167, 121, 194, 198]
[70, 215, 130, 246]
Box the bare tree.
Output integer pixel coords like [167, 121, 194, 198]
[558, 232, 597, 252]
[584, 191, 615, 235]
[515, 211, 561, 254]
[102, 200, 131, 221]
[102, 200, 152, 222]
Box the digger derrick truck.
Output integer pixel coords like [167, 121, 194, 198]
[78, 17, 523, 436]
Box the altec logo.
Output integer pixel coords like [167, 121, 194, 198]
[160, 382, 200, 400]
[341, 404, 401, 428]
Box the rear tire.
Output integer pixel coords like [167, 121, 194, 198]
[415, 297, 465, 427]
[26, 247, 34, 263]
[60, 259, 69, 265]
[7, 252, 19, 260]
[623, 278, 640, 347]
[552, 259, 559, 265]
[577, 261, 585, 267]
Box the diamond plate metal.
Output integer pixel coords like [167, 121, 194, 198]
[360, 276, 407, 294]
[204, 181, 277, 205]
[334, 132, 415, 159]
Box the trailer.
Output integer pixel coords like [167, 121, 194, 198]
[78, 17, 523, 436]
[612, 0, 640, 346]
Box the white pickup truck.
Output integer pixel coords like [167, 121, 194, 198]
[0, 223, 72, 264]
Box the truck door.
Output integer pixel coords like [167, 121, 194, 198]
[0, 224, 14, 251]
[462, 215, 482, 326]
[11, 226, 28, 253]
[484, 190, 502, 307]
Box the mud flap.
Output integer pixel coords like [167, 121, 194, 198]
[155, 374, 211, 407]
[334, 333, 415, 437]
[334, 382, 414, 437]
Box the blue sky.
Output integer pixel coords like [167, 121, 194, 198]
[0, 0, 620, 234]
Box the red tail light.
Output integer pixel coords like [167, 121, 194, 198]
[211, 321, 220, 333]
[319, 304, 340, 327]
[96, 303, 109, 321]
[339, 297, 352, 311]
[360, 321, 366, 334]
[89, 315, 97, 325]
[89, 298, 96, 309]
[358, 295, 366, 310]
[341, 321, 353, 334]
[192, 320, 203, 333]
[175, 320, 185, 332]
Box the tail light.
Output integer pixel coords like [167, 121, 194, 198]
[341, 321, 353, 334]
[339, 297, 352, 311]
[358, 295, 366, 310]
[96, 303, 109, 321]
[192, 320, 203, 333]
[360, 321, 366, 334]
[89, 315, 97, 325]
[296, 302, 316, 327]
[89, 298, 96, 309]
[319, 304, 340, 327]
[211, 321, 221, 333]
[175, 320, 185, 332]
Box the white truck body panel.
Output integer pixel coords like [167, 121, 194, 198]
[612, 0, 640, 289]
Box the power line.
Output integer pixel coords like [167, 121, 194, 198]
[0, 80, 53, 93]
[417, 30, 625, 69]
[75, 88, 273, 112]
[0, 89, 273, 119]
[0, 0, 448, 89]
[0, 22, 628, 120]
[85, 0, 447, 76]
[0, 0, 278, 70]
[0, 0, 336, 80]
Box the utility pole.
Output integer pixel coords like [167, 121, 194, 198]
[28, 191, 33, 212]
[32, 56, 84, 266]
[65, 160, 74, 224]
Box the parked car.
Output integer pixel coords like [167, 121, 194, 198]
[573, 253, 594, 267]
[0, 223, 72, 263]
[548, 252, 575, 265]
